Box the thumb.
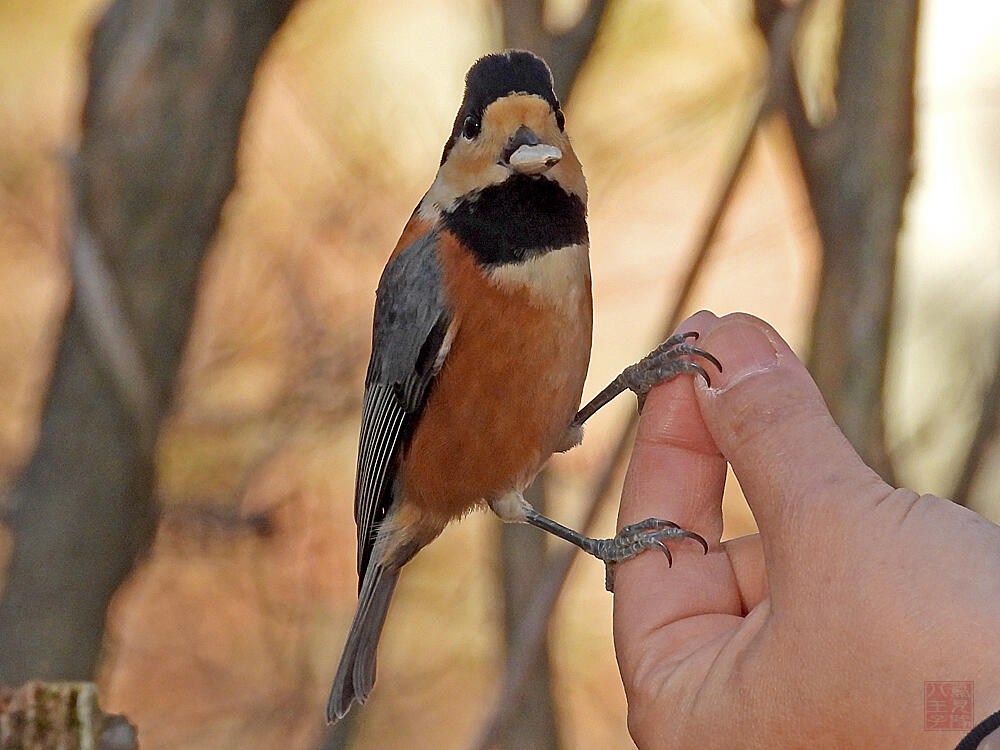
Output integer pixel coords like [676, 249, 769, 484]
[692, 314, 890, 552]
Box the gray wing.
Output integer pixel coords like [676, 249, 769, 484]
[355, 229, 451, 582]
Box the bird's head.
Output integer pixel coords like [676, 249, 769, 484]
[421, 50, 587, 217]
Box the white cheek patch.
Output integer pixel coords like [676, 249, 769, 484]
[486, 243, 590, 313]
[419, 163, 509, 219]
[508, 144, 562, 175]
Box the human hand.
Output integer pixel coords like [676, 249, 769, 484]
[614, 312, 1000, 749]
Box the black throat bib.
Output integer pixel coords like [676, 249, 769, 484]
[443, 174, 588, 267]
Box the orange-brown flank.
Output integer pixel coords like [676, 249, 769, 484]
[388, 212, 432, 261]
[400, 231, 592, 524]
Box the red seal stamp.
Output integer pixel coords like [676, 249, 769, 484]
[925, 681, 973, 731]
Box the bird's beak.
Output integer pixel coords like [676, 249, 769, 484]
[502, 126, 561, 175]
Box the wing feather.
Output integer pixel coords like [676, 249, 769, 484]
[354, 229, 451, 581]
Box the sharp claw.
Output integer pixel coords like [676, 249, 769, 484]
[687, 347, 723, 373]
[691, 363, 710, 387]
[685, 531, 709, 554]
[654, 540, 673, 567]
[703, 352, 723, 373]
[681, 331, 699, 341]
[598, 519, 705, 571]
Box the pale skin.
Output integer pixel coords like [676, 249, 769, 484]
[615, 311, 1000, 749]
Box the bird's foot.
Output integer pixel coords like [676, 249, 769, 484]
[520, 509, 708, 592]
[586, 518, 709, 592]
[619, 332, 722, 412]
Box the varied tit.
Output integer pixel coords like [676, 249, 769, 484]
[327, 50, 720, 722]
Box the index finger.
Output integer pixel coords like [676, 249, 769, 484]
[613, 312, 743, 682]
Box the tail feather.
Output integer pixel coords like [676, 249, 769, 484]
[327, 564, 400, 723]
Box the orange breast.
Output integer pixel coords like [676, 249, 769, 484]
[400, 232, 592, 523]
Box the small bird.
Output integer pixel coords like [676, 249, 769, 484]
[327, 50, 720, 722]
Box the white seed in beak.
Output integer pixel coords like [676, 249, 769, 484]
[508, 143, 562, 175]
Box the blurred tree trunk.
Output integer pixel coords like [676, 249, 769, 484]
[0, 0, 296, 682]
[757, 0, 919, 483]
[491, 3, 609, 749]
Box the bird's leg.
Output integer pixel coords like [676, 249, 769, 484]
[571, 331, 722, 429]
[490, 491, 708, 593]
[541, 333, 720, 589]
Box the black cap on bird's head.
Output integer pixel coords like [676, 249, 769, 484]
[441, 51, 561, 165]
[462, 51, 559, 120]
[423, 49, 586, 228]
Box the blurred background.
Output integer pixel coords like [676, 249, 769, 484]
[0, 0, 997, 748]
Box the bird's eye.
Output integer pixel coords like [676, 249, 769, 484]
[555, 109, 565, 132]
[462, 114, 481, 139]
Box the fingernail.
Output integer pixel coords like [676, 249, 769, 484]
[673, 310, 718, 338]
[696, 319, 779, 393]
